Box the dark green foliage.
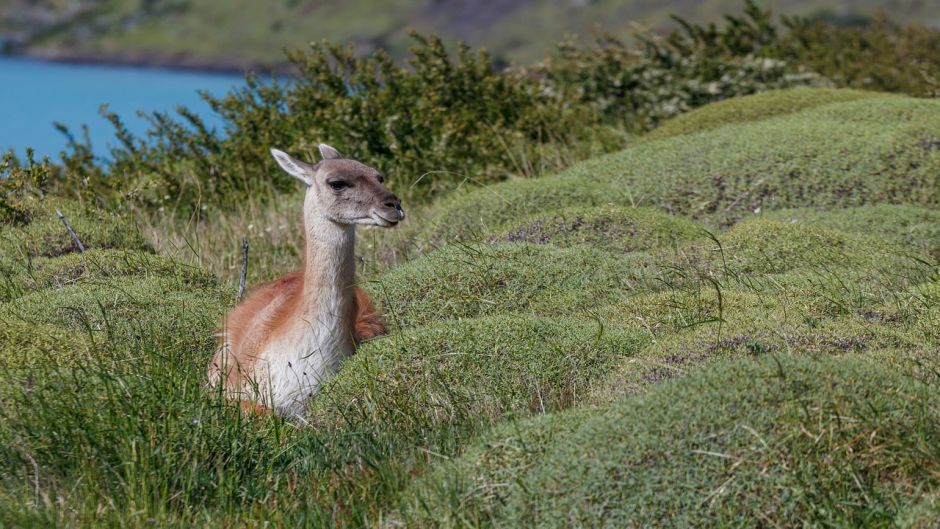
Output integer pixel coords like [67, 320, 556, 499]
[534, 1, 825, 132]
[56, 35, 611, 211]
[779, 12, 940, 97]
[404, 355, 940, 527]
[0, 149, 53, 225]
[370, 243, 660, 330]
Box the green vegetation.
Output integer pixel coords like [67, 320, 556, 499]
[490, 206, 705, 253]
[764, 204, 940, 259]
[403, 355, 940, 527]
[4, 3, 940, 522]
[37, 2, 940, 220]
[643, 87, 883, 141]
[5, 86, 940, 527]
[310, 315, 648, 448]
[371, 243, 661, 330]
[419, 93, 940, 244]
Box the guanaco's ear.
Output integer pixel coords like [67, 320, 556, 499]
[270, 148, 314, 187]
[318, 144, 344, 160]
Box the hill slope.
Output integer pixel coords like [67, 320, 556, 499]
[3, 0, 940, 69]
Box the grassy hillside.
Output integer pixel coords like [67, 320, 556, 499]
[2, 88, 940, 526]
[4, 0, 940, 68]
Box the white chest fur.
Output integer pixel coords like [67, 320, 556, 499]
[256, 218, 357, 418]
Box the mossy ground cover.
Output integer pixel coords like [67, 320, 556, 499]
[418, 93, 940, 244]
[490, 205, 706, 253]
[642, 87, 887, 142]
[402, 355, 940, 527]
[370, 242, 662, 330]
[3, 89, 940, 526]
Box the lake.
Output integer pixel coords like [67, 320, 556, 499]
[0, 57, 244, 160]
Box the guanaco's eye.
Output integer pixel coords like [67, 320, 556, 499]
[327, 180, 350, 190]
[376, 174, 385, 183]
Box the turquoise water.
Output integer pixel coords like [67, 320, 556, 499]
[0, 57, 243, 159]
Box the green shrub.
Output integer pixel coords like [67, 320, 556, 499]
[644, 87, 885, 141]
[421, 95, 940, 242]
[370, 243, 661, 330]
[52, 2, 861, 214]
[779, 13, 940, 97]
[533, 1, 825, 132]
[489, 205, 706, 253]
[309, 314, 648, 448]
[404, 354, 940, 527]
[56, 35, 615, 211]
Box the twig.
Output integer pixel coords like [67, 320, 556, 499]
[55, 209, 85, 253]
[237, 236, 249, 301]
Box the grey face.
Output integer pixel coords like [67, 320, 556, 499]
[270, 146, 405, 227]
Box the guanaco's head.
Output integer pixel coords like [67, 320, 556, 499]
[270, 145, 404, 227]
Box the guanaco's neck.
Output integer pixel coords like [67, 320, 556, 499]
[300, 212, 356, 331]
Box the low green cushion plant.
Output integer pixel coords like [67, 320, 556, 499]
[403, 354, 940, 527]
[643, 87, 886, 142]
[370, 242, 661, 330]
[2, 276, 222, 356]
[764, 204, 940, 260]
[680, 218, 915, 275]
[489, 205, 706, 253]
[309, 314, 649, 448]
[0, 196, 149, 259]
[420, 95, 940, 243]
[0, 248, 217, 302]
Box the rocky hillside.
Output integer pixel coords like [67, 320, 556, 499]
[3, 0, 940, 69]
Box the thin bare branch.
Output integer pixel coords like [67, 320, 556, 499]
[237, 236, 249, 301]
[55, 208, 86, 253]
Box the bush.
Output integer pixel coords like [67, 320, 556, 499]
[369, 242, 661, 330]
[489, 205, 706, 253]
[309, 314, 648, 448]
[55, 35, 614, 212]
[779, 12, 940, 97]
[533, 1, 826, 133]
[420, 94, 940, 242]
[404, 354, 940, 527]
[644, 87, 885, 141]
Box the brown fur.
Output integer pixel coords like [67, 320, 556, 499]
[211, 271, 386, 395]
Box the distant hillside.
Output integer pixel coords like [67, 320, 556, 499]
[2, 0, 939, 70]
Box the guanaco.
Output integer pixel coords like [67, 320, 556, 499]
[208, 144, 404, 418]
